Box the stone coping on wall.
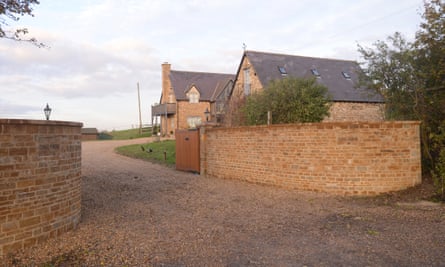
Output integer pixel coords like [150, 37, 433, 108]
[0, 119, 83, 128]
[204, 120, 421, 132]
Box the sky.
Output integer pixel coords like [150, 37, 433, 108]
[0, 0, 424, 131]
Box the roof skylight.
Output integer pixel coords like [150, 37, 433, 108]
[342, 71, 351, 79]
[311, 68, 320, 77]
[278, 66, 287, 76]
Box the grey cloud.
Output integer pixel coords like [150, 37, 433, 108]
[0, 36, 160, 99]
[0, 99, 41, 117]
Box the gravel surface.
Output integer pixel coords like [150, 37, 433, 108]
[4, 138, 445, 266]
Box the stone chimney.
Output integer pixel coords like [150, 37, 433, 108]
[162, 62, 171, 104]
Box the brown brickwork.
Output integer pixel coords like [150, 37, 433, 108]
[160, 63, 178, 136]
[160, 114, 176, 136]
[0, 119, 82, 256]
[161, 62, 174, 104]
[177, 101, 210, 130]
[81, 134, 97, 141]
[200, 121, 421, 195]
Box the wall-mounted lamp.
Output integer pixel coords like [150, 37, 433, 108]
[204, 108, 210, 122]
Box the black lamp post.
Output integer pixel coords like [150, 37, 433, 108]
[204, 108, 210, 122]
[44, 103, 52, 120]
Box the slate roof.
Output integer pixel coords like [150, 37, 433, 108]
[241, 51, 384, 103]
[170, 70, 235, 101]
[81, 128, 98, 134]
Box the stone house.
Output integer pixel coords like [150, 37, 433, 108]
[229, 50, 385, 123]
[152, 63, 234, 135]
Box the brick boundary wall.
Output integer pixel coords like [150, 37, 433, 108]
[0, 119, 82, 256]
[200, 121, 421, 195]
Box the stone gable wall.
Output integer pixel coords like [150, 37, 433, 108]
[325, 102, 385, 122]
[231, 56, 263, 100]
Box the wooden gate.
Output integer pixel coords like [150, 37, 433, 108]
[175, 129, 200, 173]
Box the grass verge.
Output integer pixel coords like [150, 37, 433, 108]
[115, 140, 175, 167]
[109, 128, 152, 140]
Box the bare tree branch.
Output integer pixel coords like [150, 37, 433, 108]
[0, 0, 45, 47]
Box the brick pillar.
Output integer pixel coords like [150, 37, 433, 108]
[0, 119, 82, 256]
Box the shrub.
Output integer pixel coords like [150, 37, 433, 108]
[242, 77, 331, 125]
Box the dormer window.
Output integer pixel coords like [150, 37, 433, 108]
[342, 71, 351, 80]
[278, 66, 287, 76]
[311, 68, 320, 77]
[189, 91, 199, 103]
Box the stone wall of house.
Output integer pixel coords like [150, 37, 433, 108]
[225, 56, 264, 127]
[231, 56, 263, 99]
[325, 102, 385, 122]
[160, 114, 176, 136]
[177, 101, 210, 130]
[0, 119, 82, 256]
[200, 121, 421, 195]
[159, 62, 177, 136]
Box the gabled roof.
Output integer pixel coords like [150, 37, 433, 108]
[81, 128, 98, 134]
[239, 50, 384, 103]
[212, 79, 234, 101]
[170, 70, 235, 101]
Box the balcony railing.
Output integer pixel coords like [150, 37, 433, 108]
[152, 103, 176, 116]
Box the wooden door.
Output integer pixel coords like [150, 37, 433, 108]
[175, 129, 200, 173]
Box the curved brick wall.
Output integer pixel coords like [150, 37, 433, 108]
[0, 119, 82, 256]
[201, 121, 422, 195]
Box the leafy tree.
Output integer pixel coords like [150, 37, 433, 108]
[358, 0, 445, 200]
[242, 77, 331, 125]
[358, 33, 417, 120]
[0, 0, 43, 47]
[431, 121, 445, 200]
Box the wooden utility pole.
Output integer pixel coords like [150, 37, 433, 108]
[137, 82, 142, 134]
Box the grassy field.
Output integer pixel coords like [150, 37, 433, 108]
[115, 140, 175, 167]
[109, 128, 152, 140]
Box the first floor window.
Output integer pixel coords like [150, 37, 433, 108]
[216, 102, 225, 113]
[244, 68, 251, 95]
[187, 116, 202, 128]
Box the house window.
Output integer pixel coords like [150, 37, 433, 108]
[278, 66, 287, 76]
[311, 68, 321, 77]
[189, 91, 199, 103]
[187, 116, 202, 128]
[244, 68, 251, 95]
[216, 102, 225, 114]
[341, 71, 351, 80]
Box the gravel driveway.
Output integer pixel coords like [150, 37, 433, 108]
[6, 138, 445, 266]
